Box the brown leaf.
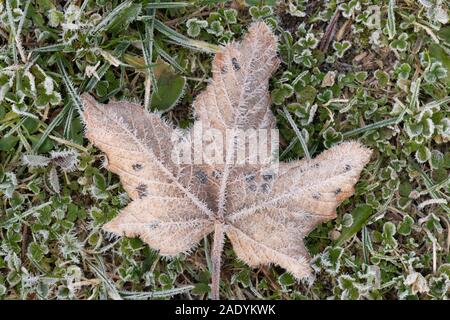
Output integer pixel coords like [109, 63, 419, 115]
[225, 142, 372, 278]
[82, 22, 372, 298]
[193, 22, 279, 132]
[82, 94, 215, 255]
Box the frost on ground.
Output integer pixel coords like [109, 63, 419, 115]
[0, 1, 449, 300]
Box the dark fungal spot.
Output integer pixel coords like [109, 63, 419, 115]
[147, 221, 160, 229]
[334, 188, 342, 195]
[312, 192, 321, 200]
[132, 163, 143, 171]
[344, 164, 352, 172]
[221, 65, 227, 74]
[244, 172, 255, 182]
[136, 184, 148, 199]
[195, 170, 208, 184]
[248, 184, 257, 192]
[231, 57, 240, 71]
[262, 173, 273, 181]
[313, 163, 320, 168]
[212, 170, 222, 179]
[261, 183, 271, 193]
[51, 155, 65, 166]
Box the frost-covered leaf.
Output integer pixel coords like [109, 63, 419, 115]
[0, 172, 18, 198]
[335, 204, 373, 246]
[82, 93, 214, 255]
[22, 154, 51, 167]
[398, 215, 414, 236]
[404, 271, 429, 295]
[382, 221, 398, 251]
[0, 136, 19, 151]
[323, 127, 343, 148]
[50, 149, 79, 172]
[150, 58, 186, 112]
[333, 40, 351, 58]
[424, 61, 447, 83]
[48, 166, 60, 194]
[390, 33, 409, 51]
[186, 18, 208, 38]
[415, 145, 431, 163]
[82, 22, 372, 298]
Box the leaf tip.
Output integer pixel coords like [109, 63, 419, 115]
[103, 218, 120, 236]
[339, 140, 373, 165]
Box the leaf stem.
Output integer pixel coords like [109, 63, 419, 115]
[211, 223, 225, 300]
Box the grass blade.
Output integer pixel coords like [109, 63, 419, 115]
[387, 0, 396, 40]
[142, 2, 191, 9]
[283, 107, 311, 159]
[32, 103, 71, 152]
[90, 0, 133, 35]
[342, 117, 399, 138]
[56, 56, 84, 115]
[141, 9, 157, 110]
[120, 285, 194, 299]
[155, 42, 187, 74]
[154, 19, 219, 53]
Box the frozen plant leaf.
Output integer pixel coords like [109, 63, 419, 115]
[224, 142, 372, 279]
[50, 149, 79, 172]
[82, 93, 215, 255]
[150, 57, 186, 112]
[22, 150, 79, 171]
[193, 22, 279, 133]
[22, 154, 51, 167]
[82, 22, 372, 299]
[48, 166, 60, 194]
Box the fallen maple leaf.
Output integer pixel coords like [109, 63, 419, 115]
[82, 22, 372, 299]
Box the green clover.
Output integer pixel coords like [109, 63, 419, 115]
[322, 127, 343, 148]
[398, 215, 414, 236]
[390, 33, 409, 51]
[395, 63, 411, 80]
[271, 84, 294, 105]
[424, 61, 447, 83]
[207, 20, 224, 36]
[333, 40, 352, 58]
[186, 18, 208, 38]
[382, 222, 398, 251]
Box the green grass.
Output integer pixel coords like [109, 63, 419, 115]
[0, 0, 449, 300]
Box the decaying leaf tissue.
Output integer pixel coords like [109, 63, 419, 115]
[82, 22, 372, 299]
